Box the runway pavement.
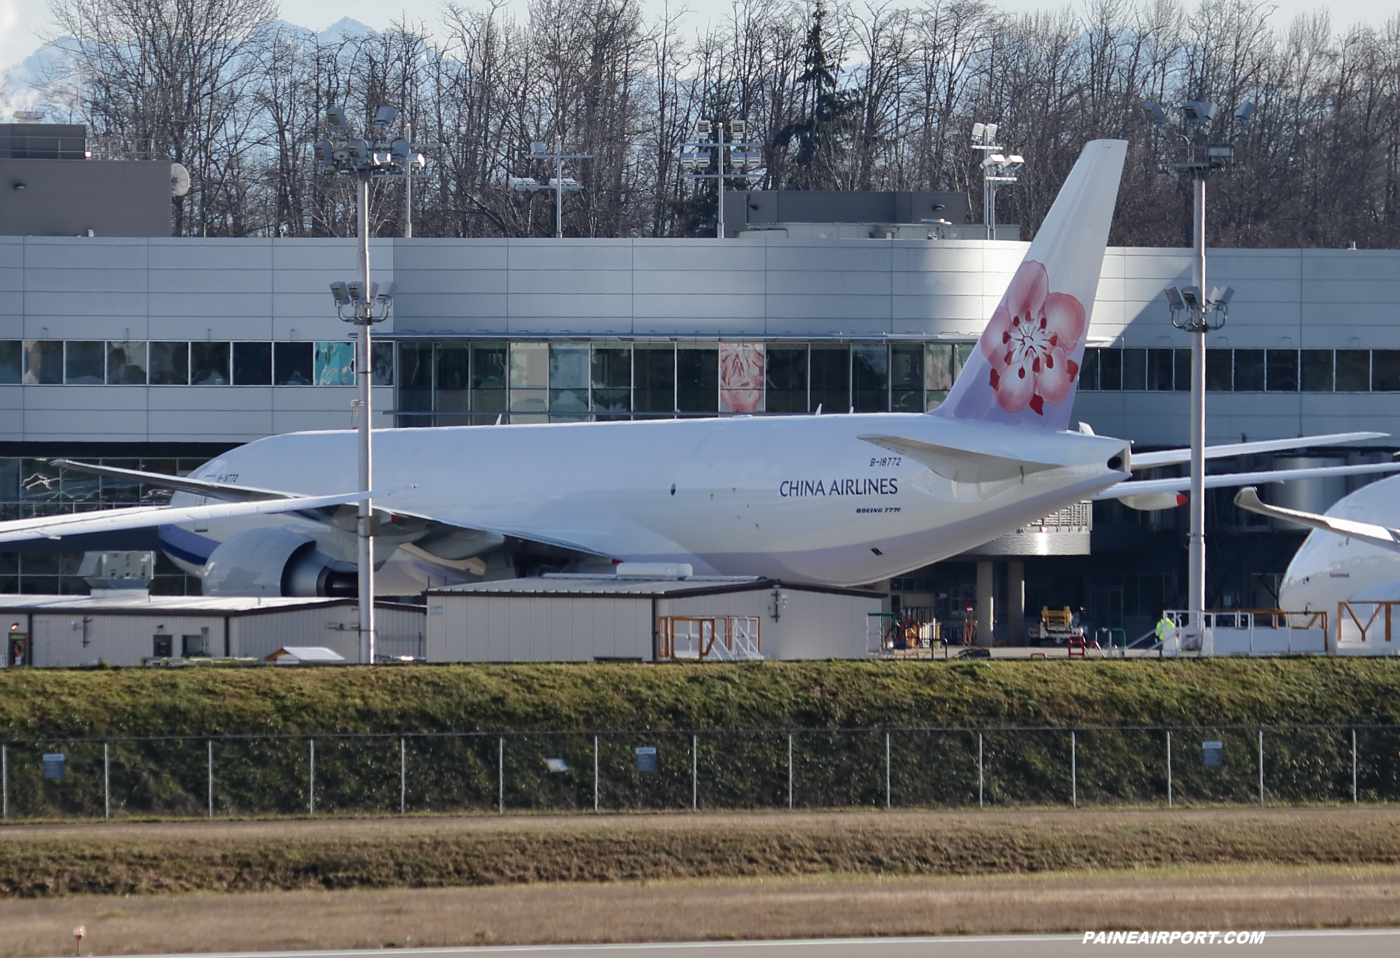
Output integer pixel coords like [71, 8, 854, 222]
[124, 929, 1400, 958]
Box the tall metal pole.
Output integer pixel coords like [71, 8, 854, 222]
[355, 172, 376, 664]
[1188, 176, 1207, 645]
[716, 123, 725, 240]
[555, 136, 564, 239]
[404, 121, 413, 239]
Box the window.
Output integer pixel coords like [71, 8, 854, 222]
[1097, 348, 1122, 391]
[273, 342, 311, 385]
[59, 341, 102, 384]
[1147, 349, 1174, 391]
[107, 341, 147, 384]
[1206, 349, 1232, 391]
[890, 343, 922, 411]
[1266, 349, 1298, 391]
[314, 342, 354, 385]
[1335, 350, 1369, 392]
[1373, 350, 1400, 391]
[809, 344, 849, 413]
[633, 346, 675, 414]
[719, 343, 764, 413]
[232, 342, 271, 386]
[0, 341, 18, 384]
[1300, 350, 1333, 392]
[471, 344, 507, 414]
[434, 344, 470, 418]
[676, 345, 718, 413]
[23, 341, 62, 384]
[765, 346, 808, 412]
[1173, 349, 1190, 391]
[190, 342, 230, 385]
[1233, 350, 1265, 391]
[549, 344, 590, 419]
[591, 346, 631, 418]
[509, 343, 548, 420]
[398, 343, 433, 424]
[371, 342, 394, 387]
[1121, 348, 1146, 390]
[1078, 348, 1099, 390]
[149, 342, 189, 385]
[851, 344, 889, 412]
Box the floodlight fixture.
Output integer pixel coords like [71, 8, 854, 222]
[696, 120, 711, 135]
[530, 140, 547, 155]
[1142, 101, 1167, 126]
[1212, 286, 1235, 307]
[1005, 153, 1024, 169]
[375, 281, 397, 304]
[985, 123, 998, 140]
[1180, 285, 1201, 306]
[1234, 102, 1255, 126]
[1163, 287, 1185, 309]
[1182, 100, 1217, 124]
[373, 106, 398, 130]
[347, 280, 366, 301]
[330, 281, 351, 306]
[313, 140, 333, 162]
[345, 139, 369, 161]
[971, 122, 985, 139]
[1207, 145, 1233, 158]
[509, 176, 542, 191]
[729, 119, 746, 135]
[326, 105, 349, 132]
[549, 176, 584, 192]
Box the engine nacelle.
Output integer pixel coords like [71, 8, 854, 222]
[202, 527, 357, 597]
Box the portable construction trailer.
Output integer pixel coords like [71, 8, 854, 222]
[0, 594, 425, 667]
[426, 572, 883, 662]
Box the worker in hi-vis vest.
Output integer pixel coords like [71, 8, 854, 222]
[1155, 613, 1173, 644]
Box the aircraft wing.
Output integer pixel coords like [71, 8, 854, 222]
[0, 492, 372, 544]
[1096, 460, 1400, 505]
[50, 459, 293, 502]
[1128, 431, 1385, 470]
[1234, 487, 1400, 553]
[858, 435, 1059, 484]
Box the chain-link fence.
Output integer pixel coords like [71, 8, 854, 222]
[2, 725, 1397, 821]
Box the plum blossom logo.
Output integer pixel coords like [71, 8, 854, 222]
[981, 260, 1086, 415]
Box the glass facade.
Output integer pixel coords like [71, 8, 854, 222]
[1080, 347, 1400, 393]
[1, 341, 392, 387]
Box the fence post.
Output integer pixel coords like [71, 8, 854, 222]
[1070, 730, 1077, 810]
[1258, 729, 1264, 806]
[103, 742, 109, 821]
[977, 732, 984, 809]
[593, 735, 599, 812]
[207, 740, 213, 819]
[308, 739, 315, 816]
[2, 744, 6, 820]
[1166, 731, 1172, 808]
[787, 733, 793, 810]
[691, 734, 697, 811]
[885, 731, 891, 810]
[400, 737, 406, 815]
[1352, 728, 1358, 805]
[497, 736, 504, 815]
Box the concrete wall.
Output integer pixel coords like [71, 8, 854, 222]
[665, 588, 880, 659]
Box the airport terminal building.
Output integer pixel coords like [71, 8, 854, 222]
[3, 134, 1398, 642]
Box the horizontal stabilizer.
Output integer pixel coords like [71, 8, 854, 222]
[1129, 431, 1386, 470]
[1098, 460, 1400, 502]
[0, 491, 372, 544]
[1234, 487, 1400, 554]
[859, 435, 1058, 484]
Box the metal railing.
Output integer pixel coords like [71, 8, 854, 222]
[1, 723, 1396, 821]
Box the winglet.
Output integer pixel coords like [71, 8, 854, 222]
[934, 139, 1127, 431]
[1234, 485, 1400, 552]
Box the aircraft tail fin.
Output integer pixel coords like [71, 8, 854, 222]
[934, 139, 1127, 431]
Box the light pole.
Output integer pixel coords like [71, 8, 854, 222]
[509, 136, 591, 238]
[1144, 98, 1252, 649]
[314, 105, 424, 664]
[679, 119, 764, 239]
[971, 122, 1022, 240]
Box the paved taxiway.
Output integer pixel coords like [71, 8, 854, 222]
[126, 929, 1400, 958]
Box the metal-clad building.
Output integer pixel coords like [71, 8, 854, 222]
[427, 575, 882, 662]
[0, 595, 425, 667]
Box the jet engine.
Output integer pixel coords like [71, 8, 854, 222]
[202, 527, 357, 597]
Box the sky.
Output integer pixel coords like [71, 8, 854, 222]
[4, 0, 1400, 84]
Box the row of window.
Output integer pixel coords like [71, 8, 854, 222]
[0, 341, 393, 387]
[397, 341, 977, 422]
[1080, 348, 1400, 393]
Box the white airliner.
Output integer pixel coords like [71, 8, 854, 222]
[3, 138, 1396, 596]
[1235, 480, 1400, 613]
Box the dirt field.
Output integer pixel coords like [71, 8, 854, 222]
[3, 808, 1400, 954]
[4, 806, 1400, 896]
[2, 864, 1399, 955]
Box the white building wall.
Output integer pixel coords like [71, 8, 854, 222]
[29, 612, 225, 667]
[666, 588, 880, 659]
[429, 594, 652, 662]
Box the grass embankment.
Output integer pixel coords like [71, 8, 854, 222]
[3, 809, 1399, 897]
[2, 658, 1400, 739]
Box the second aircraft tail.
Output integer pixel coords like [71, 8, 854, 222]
[934, 138, 1127, 431]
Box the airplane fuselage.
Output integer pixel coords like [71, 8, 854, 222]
[164, 412, 1131, 590]
[1280, 476, 1400, 612]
